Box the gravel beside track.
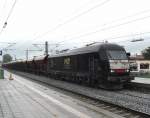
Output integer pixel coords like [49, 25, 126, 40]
[6, 70, 150, 116]
[127, 82, 150, 93]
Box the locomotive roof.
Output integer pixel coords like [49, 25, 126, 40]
[49, 43, 124, 58]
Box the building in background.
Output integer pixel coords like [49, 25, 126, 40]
[129, 54, 150, 74]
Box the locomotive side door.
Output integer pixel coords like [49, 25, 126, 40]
[89, 55, 100, 84]
[89, 55, 99, 73]
[89, 56, 95, 73]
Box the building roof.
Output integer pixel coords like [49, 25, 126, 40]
[130, 55, 144, 60]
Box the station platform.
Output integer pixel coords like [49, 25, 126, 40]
[132, 77, 150, 84]
[0, 70, 123, 118]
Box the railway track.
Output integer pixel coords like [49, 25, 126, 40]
[5, 70, 150, 117]
[42, 83, 149, 118]
[126, 82, 150, 94]
[69, 94, 148, 118]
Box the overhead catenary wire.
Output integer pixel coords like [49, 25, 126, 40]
[0, 42, 16, 51]
[55, 14, 150, 45]
[0, 0, 7, 21]
[32, 6, 150, 45]
[12, 0, 150, 58]
[30, 8, 150, 47]
[16, 0, 111, 53]
[0, 0, 17, 35]
[0, 41, 16, 44]
[32, 0, 111, 41]
[51, 31, 150, 51]
[31, 29, 150, 55]
[21, 14, 150, 57]
[19, 1, 150, 48]
[25, 7, 150, 51]
[1, 42, 16, 51]
[99, 8, 150, 27]
[66, 0, 98, 16]
[77, 32, 150, 44]
[4, 0, 17, 25]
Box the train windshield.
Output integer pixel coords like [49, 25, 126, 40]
[107, 50, 127, 60]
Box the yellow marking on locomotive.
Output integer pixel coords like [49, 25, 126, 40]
[64, 58, 70, 65]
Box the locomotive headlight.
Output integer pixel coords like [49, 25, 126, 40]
[125, 69, 129, 72]
[111, 69, 115, 72]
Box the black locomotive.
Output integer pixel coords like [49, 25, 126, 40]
[3, 43, 134, 89]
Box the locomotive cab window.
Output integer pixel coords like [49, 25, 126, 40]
[107, 50, 127, 60]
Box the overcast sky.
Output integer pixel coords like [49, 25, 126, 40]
[0, 0, 150, 60]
